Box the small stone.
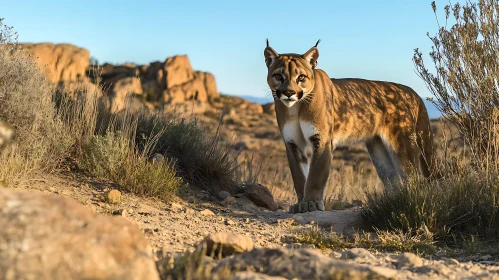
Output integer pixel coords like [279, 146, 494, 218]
[340, 248, 376, 261]
[444, 258, 460, 265]
[151, 153, 165, 165]
[187, 196, 197, 203]
[221, 196, 237, 206]
[198, 232, 254, 258]
[200, 209, 215, 216]
[397, 252, 423, 269]
[225, 219, 236, 226]
[244, 218, 250, 223]
[239, 183, 278, 211]
[143, 228, 155, 236]
[480, 255, 493, 261]
[170, 202, 183, 212]
[277, 218, 296, 227]
[285, 243, 315, 250]
[232, 272, 287, 280]
[218, 191, 231, 200]
[331, 251, 342, 259]
[184, 208, 195, 215]
[112, 209, 128, 217]
[413, 264, 451, 275]
[106, 189, 121, 204]
[367, 266, 398, 278]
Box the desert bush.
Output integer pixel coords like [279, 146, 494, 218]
[0, 18, 237, 199]
[80, 130, 183, 201]
[135, 113, 238, 195]
[364, 1, 499, 244]
[0, 19, 73, 184]
[362, 167, 499, 241]
[413, 0, 499, 173]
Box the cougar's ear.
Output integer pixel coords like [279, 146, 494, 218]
[264, 39, 280, 68]
[302, 39, 320, 69]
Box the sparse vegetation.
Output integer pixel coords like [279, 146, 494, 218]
[363, 0, 499, 248]
[293, 225, 436, 256]
[0, 18, 238, 200]
[80, 131, 184, 200]
[0, 19, 73, 184]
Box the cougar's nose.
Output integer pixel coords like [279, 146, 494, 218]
[278, 90, 296, 98]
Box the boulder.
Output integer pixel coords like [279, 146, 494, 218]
[0, 189, 159, 280]
[396, 252, 424, 269]
[197, 71, 218, 99]
[340, 248, 376, 261]
[20, 43, 90, 83]
[108, 77, 143, 111]
[239, 184, 278, 211]
[163, 55, 194, 88]
[246, 103, 264, 114]
[262, 102, 275, 114]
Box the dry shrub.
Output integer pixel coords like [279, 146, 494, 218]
[364, 1, 499, 244]
[0, 18, 238, 199]
[0, 19, 72, 184]
[413, 0, 499, 173]
[80, 130, 183, 201]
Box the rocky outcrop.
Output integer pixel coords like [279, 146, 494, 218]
[19, 43, 267, 117]
[21, 43, 90, 83]
[0, 189, 159, 280]
[94, 55, 218, 109]
[262, 102, 275, 115]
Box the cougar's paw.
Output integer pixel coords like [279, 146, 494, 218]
[288, 201, 325, 213]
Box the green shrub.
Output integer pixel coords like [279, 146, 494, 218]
[135, 114, 238, 195]
[80, 131, 183, 200]
[361, 169, 499, 242]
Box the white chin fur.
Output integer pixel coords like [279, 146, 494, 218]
[280, 99, 298, 107]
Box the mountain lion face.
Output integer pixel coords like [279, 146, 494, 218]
[264, 40, 320, 107]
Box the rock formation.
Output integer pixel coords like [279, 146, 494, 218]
[20, 43, 90, 83]
[20, 43, 265, 115]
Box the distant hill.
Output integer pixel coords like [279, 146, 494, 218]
[238, 95, 274, 105]
[238, 95, 441, 120]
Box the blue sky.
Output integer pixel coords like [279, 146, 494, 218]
[3, 1, 451, 100]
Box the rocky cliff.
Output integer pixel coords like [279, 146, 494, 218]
[20, 43, 90, 83]
[20, 43, 236, 113]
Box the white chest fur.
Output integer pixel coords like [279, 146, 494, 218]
[282, 120, 317, 178]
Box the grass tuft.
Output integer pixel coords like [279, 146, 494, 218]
[293, 225, 436, 256]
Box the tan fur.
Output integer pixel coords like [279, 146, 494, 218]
[264, 42, 434, 213]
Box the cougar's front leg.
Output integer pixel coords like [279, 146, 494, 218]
[293, 136, 331, 213]
[285, 142, 306, 204]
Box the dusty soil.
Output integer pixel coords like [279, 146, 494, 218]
[12, 171, 499, 280]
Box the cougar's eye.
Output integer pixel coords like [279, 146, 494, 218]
[297, 74, 306, 82]
[273, 74, 283, 81]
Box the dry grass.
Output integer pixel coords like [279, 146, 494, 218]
[364, 0, 499, 247]
[0, 19, 239, 201]
[0, 19, 73, 185]
[80, 131, 184, 200]
[135, 113, 238, 195]
[293, 225, 436, 256]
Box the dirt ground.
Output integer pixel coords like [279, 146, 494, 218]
[11, 170, 498, 280]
